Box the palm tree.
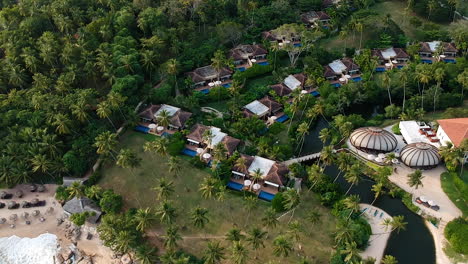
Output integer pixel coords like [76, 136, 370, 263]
[140, 50, 158, 82]
[243, 196, 258, 221]
[371, 182, 385, 205]
[272, 235, 293, 257]
[156, 109, 171, 128]
[356, 22, 364, 50]
[164, 225, 182, 252]
[344, 163, 362, 195]
[30, 154, 52, 174]
[97, 101, 116, 130]
[283, 189, 300, 222]
[235, 156, 247, 173]
[400, 68, 408, 112]
[427, 0, 437, 19]
[164, 59, 179, 94]
[270, 42, 280, 70]
[135, 244, 158, 264]
[211, 49, 227, 82]
[307, 164, 325, 190]
[199, 177, 220, 199]
[153, 178, 175, 201]
[230, 241, 248, 264]
[143, 137, 169, 157]
[246, 227, 267, 258]
[319, 145, 335, 169]
[250, 168, 263, 186]
[341, 241, 360, 264]
[191, 207, 209, 228]
[202, 129, 215, 148]
[334, 220, 354, 246]
[114, 230, 135, 253]
[116, 148, 141, 172]
[168, 156, 182, 177]
[107, 91, 127, 121]
[381, 255, 398, 264]
[134, 208, 156, 232]
[94, 131, 118, 159]
[339, 30, 348, 54]
[407, 169, 424, 191]
[306, 210, 321, 224]
[319, 128, 331, 146]
[415, 64, 431, 109]
[203, 241, 225, 264]
[226, 228, 244, 242]
[85, 185, 103, 200]
[67, 181, 84, 198]
[297, 122, 310, 154]
[212, 143, 227, 162]
[70, 102, 90, 123]
[382, 71, 392, 105]
[287, 220, 302, 247]
[382, 215, 407, 234]
[334, 152, 353, 182]
[433, 67, 445, 113]
[457, 69, 468, 104]
[52, 113, 73, 135]
[343, 194, 360, 219]
[262, 208, 279, 228]
[155, 201, 177, 224]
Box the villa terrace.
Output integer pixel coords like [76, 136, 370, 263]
[372, 47, 409, 71]
[186, 65, 233, 94]
[229, 44, 269, 72]
[300, 11, 331, 28]
[418, 41, 458, 64]
[137, 104, 192, 136]
[243, 96, 289, 124]
[324, 58, 361, 87]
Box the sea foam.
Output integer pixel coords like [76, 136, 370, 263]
[0, 233, 58, 264]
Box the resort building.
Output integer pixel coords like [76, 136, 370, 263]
[137, 104, 192, 135]
[184, 124, 240, 159]
[63, 197, 102, 224]
[400, 143, 441, 169]
[323, 58, 361, 87]
[349, 127, 398, 154]
[300, 11, 331, 28]
[262, 30, 301, 47]
[270, 73, 310, 97]
[418, 41, 458, 63]
[399, 121, 440, 147]
[229, 44, 269, 71]
[228, 154, 289, 200]
[186, 65, 233, 94]
[243, 96, 289, 124]
[436, 118, 468, 147]
[372, 47, 410, 71]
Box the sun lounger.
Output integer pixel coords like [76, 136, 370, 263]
[379, 212, 383, 218]
[361, 208, 368, 213]
[374, 210, 379, 217]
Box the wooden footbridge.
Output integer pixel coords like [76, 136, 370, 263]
[283, 152, 321, 165]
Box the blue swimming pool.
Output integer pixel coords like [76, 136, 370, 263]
[237, 67, 246, 72]
[258, 191, 275, 201]
[310, 90, 320, 97]
[444, 59, 456, 63]
[352, 77, 362, 82]
[182, 148, 197, 157]
[200, 89, 210, 94]
[293, 43, 302, 47]
[222, 83, 232, 88]
[332, 83, 341, 88]
[227, 181, 243, 191]
[421, 59, 433, 64]
[162, 132, 170, 137]
[375, 67, 386, 72]
[276, 115, 289, 123]
[134, 125, 150, 134]
[257, 61, 269, 66]
[397, 65, 404, 69]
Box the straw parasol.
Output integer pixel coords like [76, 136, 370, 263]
[21, 201, 30, 208]
[148, 123, 157, 129]
[9, 214, 17, 221]
[15, 190, 23, 198]
[31, 198, 39, 205]
[378, 153, 386, 158]
[0, 191, 8, 199]
[428, 200, 436, 206]
[29, 184, 37, 192]
[37, 185, 46, 192]
[0, 218, 6, 224]
[7, 201, 17, 209]
[367, 154, 376, 160]
[244, 180, 252, 187]
[22, 212, 29, 219]
[253, 183, 261, 191]
[202, 153, 211, 159]
[420, 196, 428, 203]
[32, 210, 40, 216]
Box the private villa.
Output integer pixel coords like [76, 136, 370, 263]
[436, 118, 468, 147]
[186, 65, 233, 94]
[183, 124, 241, 160]
[243, 96, 289, 124]
[372, 47, 410, 71]
[228, 154, 289, 201]
[418, 41, 458, 63]
[270, 73, 319, 97]
[137, 104, 192, 135]
[300, 11, 331, 28]
[324, 58, 361, 87]
[229, 44, 269, 72]
[262, 30, 302, 48]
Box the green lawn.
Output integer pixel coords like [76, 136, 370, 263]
[440, 172, 468, 216]
[205, 100, 230, 113]
[99, 132, 336, 263]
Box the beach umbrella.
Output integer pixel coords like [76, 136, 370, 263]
[208, 82, 215, 87]
[21, 201, 30, 208]
[0, 218, 6, 224]
[0, 191, 7, 199]
[9, 214, 17, 221]
[214, 80, 222, 85]
[7, 201, 17, 209]
[22, 212, 29, 219]
[157, 126, 164, 132]
[29, 184, 37, 192]
[385, 63, 392, 67]
[250, 59, 257, 63]
[428, 200, 436, 206]
[392, 60, 398, 64]
[0, 202, 4, 208]
[420, 196, 427, 202]
[344, 74, 351, 79]
[37, 185, 46, 192]
[339, 78, 346, 82]
[202, 153, 211, 159]
[148, 123, 157, 129]
[244, 180, 252, 186]
[253, 183, 261, 191]
[31, 198, 39, 205]
[196, 148, 204, 154]
[375, 157, 384, 163]
[15, 190, 23, 198]
[32, 210, 40, 216]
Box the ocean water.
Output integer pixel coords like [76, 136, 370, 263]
[0, 233, 58, 264]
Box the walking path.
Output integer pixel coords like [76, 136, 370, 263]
[359, 204, 392, 263]
[283, 152, 321, 165]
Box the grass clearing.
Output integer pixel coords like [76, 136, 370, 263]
[99, 131, 336, 263]
[205, 100, 230, 113]
[441, 172, 468, 216]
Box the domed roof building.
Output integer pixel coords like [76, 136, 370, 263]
[349, 127, 398, 153]
[400, 143, 440, 169]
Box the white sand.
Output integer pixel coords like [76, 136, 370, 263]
[0, 233, 58, 264]
[359, 204, 392, 263]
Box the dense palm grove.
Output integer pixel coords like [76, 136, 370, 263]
[0, 0, 468, 263]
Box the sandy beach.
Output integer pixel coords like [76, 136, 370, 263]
[0, 184, 115, 264]
[359, 203, 392, 263]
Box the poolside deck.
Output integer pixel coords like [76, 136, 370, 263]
[138, 122, 178, 136]
[193, 80, 233, 94]
[229, 177, 279, 195]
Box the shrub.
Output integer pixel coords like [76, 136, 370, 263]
[63, 150, 88, 176]
[86, 171, 102, 186]
[233, 63, 273, 82]
[190, 157, 206, 168]
[392, 124, 401, 135]
[271, 192, 286, 212]
[99, 190, 123, 214]
[55, 186, 71, 202]
[167, 132, 185, 156]
[268, 122, 286, 135]
[445, 217, 468, 254]
[70, 212, 93, 226]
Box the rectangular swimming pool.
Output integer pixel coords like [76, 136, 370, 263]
[227, 181, 243, 191]
[276, 115, 289, 123]
[182, 148, 197, 157]
[258, 191, 275, 201]
[134, 125, 150, 134]
[257, 61, 269, 66]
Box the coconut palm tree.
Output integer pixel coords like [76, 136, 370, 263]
[134, 208, 156, 232]
[246, 227, 267, 258]
[307, 164, 325, 190]
[155, 201, 177, 225]
[96, 101, 116, 130]
[235, 156, 247, 173]
[415, 64, 432, 109]
[168, 156, 182, 177]
[319, 128, 331, 146]
[94, 131, 118, 159]
[283, 189, 300, 222]
[190, 207, 209, 228]
[70, 102, 90, 123]
[116, 148, 141, 172]
[371, 182, 385, 205]
[382, 71, 393, 105]
[243, 196, 258, 221]
[407, 169, 424, 191]
[400, 68, 409, 112]
[212, 143, 227, 162]
[203, 241, 225, 264]
[226, 228, 244, 242]
[334, 152, 353, 182]
[262, 207, 279, 228]
[52, 113, 73, 135]
[156, 110, 171, 128]
[287, 220, 302, 247]
[381, 255, 398, 264]
[67, 181, 84, 198]
[199, 177, 220, 199]
[344, 163, 362, 195]
[457, 69, 468, 104]
[143, 137, 169, 157]
[341, 241, 360, 264]
[85, 185, 103, 200]
[356, 22, 364, 50]
[230, 241, 248, 264]
[306, 210, 321, 224]
[319, 145, 335, 169]
[164, 58, 179, 94]
[211, 49, 228, 82]
[433, 67, 445, 113]
[273, 235, 293, 257]
[250, 168, 263, 186]
[334, 220, 354, 246]
[270, 42, 280, 70]
[344, 194, 360, 219]
[339, 30, 348, 54]
[164, 225, 182, 252]
[202, 129, 214, 148]
[297, 122, 310, 154]
[382, 215, 407, 234]
[153, 178, 175, 201]
[30, 154, 53, 174]
[135, 244, 158, 264]
[107, 91, 127, 121]
[114, 230, 135, 253]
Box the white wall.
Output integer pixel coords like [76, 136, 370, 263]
[436, 125, 453, 147]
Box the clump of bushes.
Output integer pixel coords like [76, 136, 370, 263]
[392, 124, 401, 135]
[70, 211, 95, 226]
[444, 217, 468, 254]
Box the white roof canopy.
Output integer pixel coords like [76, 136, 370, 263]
[399, 121, 440, 147]
[284, 75, 302, 90]
[208, 127, 227, 148]
[245, 100, 269, 116]
[329, 60, 347, 74]
[154, 104, 180, 118]
[427, 41, 441, 52]
[381, 48, 397, 60]
[248, 156, 275, 177]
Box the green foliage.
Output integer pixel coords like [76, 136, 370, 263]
[233, 64, 273, 82]
[271, 192, 286, 213]
[444, 217, 468, 254]
[63, 151, 88, 176]
[99, 190, 123, 214]
[392, 124, 401, 135]
[55, 186, 71, 202]
[167, 132, 186, 156]
[441, 172, 468, 216]
[70, 212, 92, 226]
[150, 83, 173, 104]
[401, 192, 421, 214]
[86, 171, 102, 186]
